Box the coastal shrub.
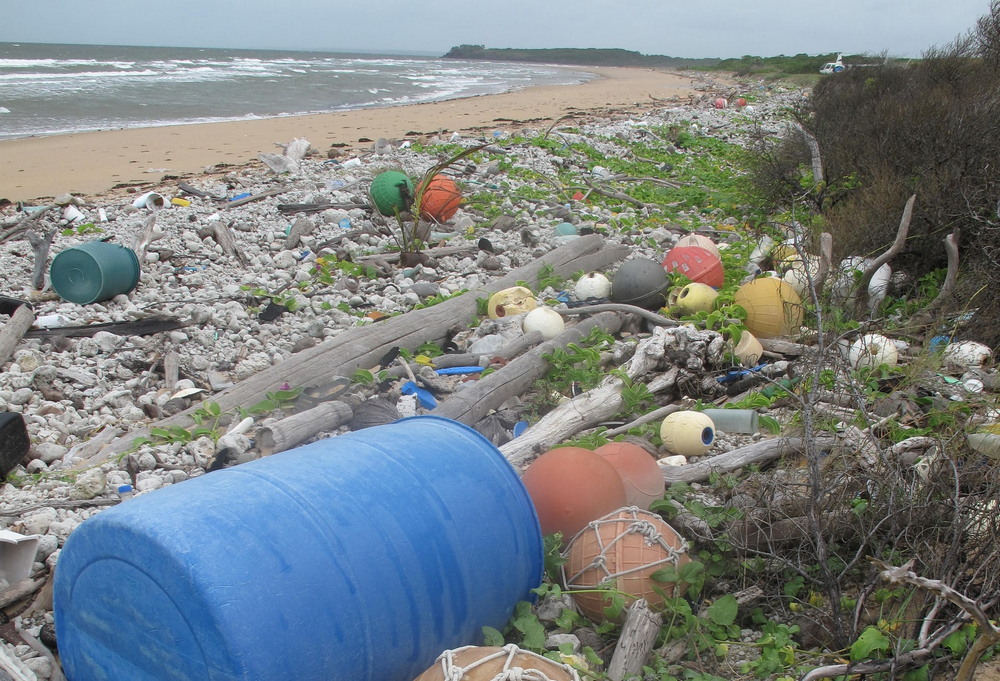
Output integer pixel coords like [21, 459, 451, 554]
[747, 2, 1000, 344]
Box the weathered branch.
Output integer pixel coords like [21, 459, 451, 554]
[0, 304, 36, 368]
[71, 235, 629, 467]
[433, 312, 624, 426]
[923, 230, 960, 316]
[581, 177, 647, 208]
[662, 437, 837, 484]
[607, 599, 662, 681]
[854, 194, 916, 316]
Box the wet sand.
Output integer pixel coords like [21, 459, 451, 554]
[0, 66, 727, 203]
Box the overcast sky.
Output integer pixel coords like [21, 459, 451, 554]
[0, 0, 990, 58]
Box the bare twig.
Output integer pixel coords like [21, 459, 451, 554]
[581, 177, 647, 208]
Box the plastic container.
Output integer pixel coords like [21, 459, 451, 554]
[50, 241, 141, 304]
[733, 330, 764, 365]
[131, 192, 165, 210]
[0, 529, 39, 585]
[701, 408, 760, 434]
[54, 416, 543, 681]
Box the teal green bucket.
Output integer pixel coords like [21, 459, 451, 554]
[50, 241, 140, 304]
[54, 416, 543, 681]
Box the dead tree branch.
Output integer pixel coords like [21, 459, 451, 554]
[854, 193, 916, 316]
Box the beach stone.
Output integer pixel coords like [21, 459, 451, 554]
[8, 388, 34, 406]
[33, 443, 68, 464]
[23, 656, 52, 678]
[545, 633, 580, 652]
[69, 467, 106, 500]
[22, 508, 57, 535]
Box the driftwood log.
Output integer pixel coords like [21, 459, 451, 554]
[257, 401, 353, 456]
[82, 235, 629, 466]
[433, 311, 624, 426]
[607, 599, 663, 681]
[500, 327, 683, 468]
[660, 437, 837, 485]
[0, 304, 36, 368]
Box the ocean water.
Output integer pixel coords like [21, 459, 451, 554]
[0, 43, 594, 141]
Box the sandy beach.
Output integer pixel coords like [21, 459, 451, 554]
[0, 66, 727, 203]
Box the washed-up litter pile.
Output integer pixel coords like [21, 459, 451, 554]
[0, 74, 998, 681]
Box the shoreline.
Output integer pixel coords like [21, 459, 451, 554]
[0, 66, 731, 203]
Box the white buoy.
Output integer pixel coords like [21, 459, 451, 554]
[573, 272, 612, 300]
[522, 306, 565, 340]
[848, 334, 899, 370]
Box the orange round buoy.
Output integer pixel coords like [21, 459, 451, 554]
[563, 508, 690, 621]
[733, 277, 803, 338]
[735, 98, 748, 108]
[414, 644, 580, 681]
[417, 174, 462, 223]
[521, 447, 627, 539]
[594, 441, 665, 509]
[662, 245, 724, 288]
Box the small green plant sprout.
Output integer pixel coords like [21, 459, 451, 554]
[242, 387, 303, 417]
[61, 222, 104, 237]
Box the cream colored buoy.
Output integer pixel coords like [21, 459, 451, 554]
[486, 286, 536, 319]
[660, 411, 715, 457]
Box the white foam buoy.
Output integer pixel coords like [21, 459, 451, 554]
[573, 272, 612, 300]
[848, 334, 899, 370]
[522, 306, 565, 340]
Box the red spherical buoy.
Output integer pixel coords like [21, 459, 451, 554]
[417, 174, 462, 223]
[662, 245, 724, 288]
[713, 97, 728, 109]
[521, 447, 627, 539]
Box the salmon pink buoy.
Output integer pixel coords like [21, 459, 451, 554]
[674, 233, 720, 258]
[521, 447, 627, 538]
[563, 508, 689, 621]
[594, 441, 665, 509]
[713, 98, 727, 109]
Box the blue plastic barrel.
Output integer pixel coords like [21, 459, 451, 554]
[54, 416, 543, 681]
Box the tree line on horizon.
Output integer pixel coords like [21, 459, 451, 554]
[442, 44, 854, 74]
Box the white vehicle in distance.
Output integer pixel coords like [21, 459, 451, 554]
[820, 53, 846, 74]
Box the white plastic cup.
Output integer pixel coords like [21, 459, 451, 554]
[131, 192, 166, 210]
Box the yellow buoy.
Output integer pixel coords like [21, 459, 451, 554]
[732, 277, 803, 339]
[675, 282, 719, 315]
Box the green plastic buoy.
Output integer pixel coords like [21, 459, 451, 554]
[369, 171, 414, 216]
